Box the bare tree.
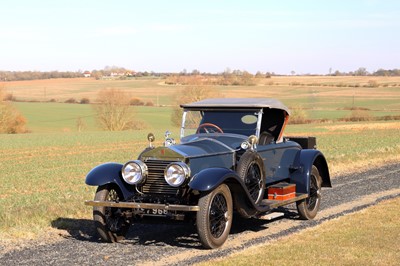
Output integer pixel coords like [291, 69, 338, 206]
[288, 104, 309, 124]
[171, 85, 221, 127]
[94, 88, 136, 131]
[354, 67, 368, 76]
[0, 86, 28, 133]
[76, 117, 86, 132]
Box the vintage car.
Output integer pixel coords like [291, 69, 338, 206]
[85, 98, 331, 249]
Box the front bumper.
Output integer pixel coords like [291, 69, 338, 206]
[85, 200, 200, 212]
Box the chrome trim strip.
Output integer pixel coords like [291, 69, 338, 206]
[85, 200, 200, 211]
[182, 150, 234, 159]
[255, 108, 263, 139]
[180, 111, 187, 138]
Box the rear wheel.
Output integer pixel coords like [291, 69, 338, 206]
[93, 184, 130, 242]
[296, 166, 322, 220]
[196, 184, 233, 249]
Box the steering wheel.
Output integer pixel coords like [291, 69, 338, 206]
[196, 123, 224, 134]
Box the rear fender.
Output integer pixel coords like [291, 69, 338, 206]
[85, 162, 134, 199]
[290, 150, 331, 194]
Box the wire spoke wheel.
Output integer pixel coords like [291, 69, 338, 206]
[93, 185, 130, 242]
[245, 162, 263, 202]
[209, 193, 228, 238]
[104, 190, 124, 232]
[306, 173, 321, 211]
[197, 184, 233, 249]
[296, 165, 322, 220]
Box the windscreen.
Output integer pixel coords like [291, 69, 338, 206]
[183, 110, 259, 137]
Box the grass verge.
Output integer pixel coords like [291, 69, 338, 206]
[198, 197, 400, 266]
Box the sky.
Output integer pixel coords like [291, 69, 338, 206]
[0, 0, 399, 74]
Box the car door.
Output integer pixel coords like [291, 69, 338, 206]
[257, 142, 299, 184]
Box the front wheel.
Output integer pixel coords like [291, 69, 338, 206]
[196, 184, 233, 249]
[296, 166, 322, 220]
[93, 184, 130, 242]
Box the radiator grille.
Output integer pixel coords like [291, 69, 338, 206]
[141, 159, 180, 195]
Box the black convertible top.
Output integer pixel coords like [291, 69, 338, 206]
[181, 98, 290, 115]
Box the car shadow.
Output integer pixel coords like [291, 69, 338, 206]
[51, 217, 202, 248]
[51, 218, 101, 242]
[51, 206, 299, 249]
[230, 206, 299, 234]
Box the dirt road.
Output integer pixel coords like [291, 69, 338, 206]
[1, 163, 399, 265]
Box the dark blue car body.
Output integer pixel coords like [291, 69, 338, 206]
[85, 98, 331, 248]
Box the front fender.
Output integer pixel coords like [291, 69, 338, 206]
[290, 150, 331, 194]
[189, 167, 273, 217]
[85, 162, 134, 199]
[189, 167, 243, 192]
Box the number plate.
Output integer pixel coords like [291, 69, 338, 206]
[144, 208, 169, 215]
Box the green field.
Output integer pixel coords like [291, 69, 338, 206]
[14, 102, 173, 132]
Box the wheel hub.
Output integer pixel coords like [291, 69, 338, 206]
[224, 211, 229, 221]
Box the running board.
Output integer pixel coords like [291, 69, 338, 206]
[258, 193, 308, 211]
[258, 212, 285, 220]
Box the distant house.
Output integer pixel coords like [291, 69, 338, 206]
[102, 70, 136, 79]
[125, 71, 137, 77]
[83, 71, 91, 78]
[110, 72, 125, 77]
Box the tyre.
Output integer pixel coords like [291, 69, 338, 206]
[236, 151, 265, 204]
[296, 165, 322, 220]
[196, 184, 233, 249]
[93, 184, 130, 242]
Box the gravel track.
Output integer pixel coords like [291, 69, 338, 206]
[1, 163, 399, 265]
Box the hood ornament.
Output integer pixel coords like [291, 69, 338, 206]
[164, 130, 176, 147]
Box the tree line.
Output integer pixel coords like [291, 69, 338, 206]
[0, 71, 83, 81]
[1, 67, 400, 82]
[330, 67, 400, 77]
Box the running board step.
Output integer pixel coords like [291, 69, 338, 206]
[258, 212, 285, 220]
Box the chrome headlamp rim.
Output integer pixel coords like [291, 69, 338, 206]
[241, 135, 258, 151]
[240, 141, 250, 150]
[164, 162, 191, 187]
[121, 160, 148, 185]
